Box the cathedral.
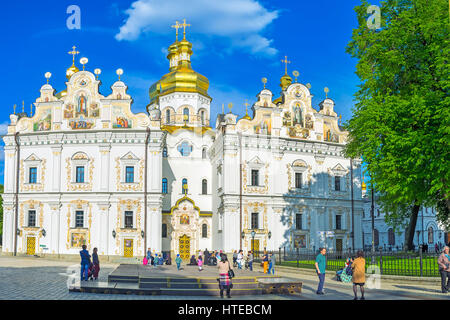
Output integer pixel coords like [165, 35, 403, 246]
[1, 24, 364, 260]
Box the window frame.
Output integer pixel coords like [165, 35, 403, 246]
[124, 211, 134, 229]
[29, 167, 38, 184]
[75, 166, 85, 183]
[251, 212, 259, 230]
[75, 210, 84, 228]
[27, 210, 36, 227]
[251, 169, 259, 186]
[295, 213, 303, 230]
[125, 166, 135, 183]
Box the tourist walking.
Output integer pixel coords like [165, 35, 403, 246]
[237, 250, 243, 269]
[262, 251, 269, 274]
[351, 251, 366, 300]
[204, 248, 210, 264]
[269, 253, 276, 275]
[233, 250, 238, 267]
[147, 248, 152, 260]
[92, 247, 100, 280]
[176, 254, 182, 270]
[247, 251, 253, 271]
[315, 248, 327, 295]
[198, 255, 203, 271]
[438, 246, 450, 293]
[79, 244, 91, 281]
[218, 254, 233, 298]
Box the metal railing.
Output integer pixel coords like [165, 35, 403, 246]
[251, 246, 442, 277]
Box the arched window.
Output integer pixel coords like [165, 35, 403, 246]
[166, 109, 171, 124]
[162, 178, 168, 194]
[428, 227, 434, 244]
[388, 228, 395, 245]
[200, 111, 205, 125]
[182, 178, 188, 194]
[183, 107, 189, 122]
[202, 179, 207, 195]
[374, 229, 379, 247]
[202, 147, 207, 159]
[162, 223, 167, 238]
[163, 146, 168, 158]
[202, 224, 208, 238]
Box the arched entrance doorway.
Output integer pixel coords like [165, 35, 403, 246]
[179, 234, 191, 260]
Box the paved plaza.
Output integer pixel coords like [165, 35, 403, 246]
[0, 255, 449, 300]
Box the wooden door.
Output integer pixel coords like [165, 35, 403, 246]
[336, 239, 343, 252]
[179, 235, 191, 260]
[26, 237, 36, 255]
[124, 239, 133, 257]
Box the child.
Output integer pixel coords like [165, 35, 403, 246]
[153, 254, 158, 268]
[198, 255, 203, 271]
[143, 255, 148, 266]
[175, 254, 182, 270]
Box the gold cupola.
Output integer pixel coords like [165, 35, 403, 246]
[148, 20, 210, 110]
[57, 46, 80, 99]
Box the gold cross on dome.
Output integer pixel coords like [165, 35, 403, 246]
[181, 19, 191, 39]
[171, 21, 182, 41]
[281, 55, 291, 75]
[68, 46, 80, 63]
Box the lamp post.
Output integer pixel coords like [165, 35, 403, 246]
[251, 230, 256, 253]
[416, 230, 420, 252]
[268, 231, 272, 251]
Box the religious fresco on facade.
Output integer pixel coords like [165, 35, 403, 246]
[33, 108, 52, 132]
[63, 104, 74, 119]
[89, 103, 99, 118]
[292, 103, 304, 126]
[71, 232, 87, 248]
[69, 116, 95, 129]
[180, 214, 190, 225]
[112, 106, 132, 128]
[75, 93, 88, 117]
[254, 115, 271, 135]
[294, 235, 306, 248]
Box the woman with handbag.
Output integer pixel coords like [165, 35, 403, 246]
[218, 253, 234, 298]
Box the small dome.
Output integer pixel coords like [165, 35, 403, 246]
[40, 84, 53, 91]
[66, 64, 79, 80]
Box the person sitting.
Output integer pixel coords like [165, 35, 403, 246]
[189, 255, 198, 265]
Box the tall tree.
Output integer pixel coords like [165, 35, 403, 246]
[345, 0, 450, 250]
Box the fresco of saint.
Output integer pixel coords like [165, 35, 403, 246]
[76, 93, 88, 115]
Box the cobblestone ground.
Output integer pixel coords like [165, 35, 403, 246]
[0, 255, 448, 300]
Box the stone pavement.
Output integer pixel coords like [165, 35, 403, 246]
[0, 255, 448, 300]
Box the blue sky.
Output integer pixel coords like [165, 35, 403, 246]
[0, 0, 373, 182]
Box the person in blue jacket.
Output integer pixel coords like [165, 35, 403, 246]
[79, 244, 91, 281]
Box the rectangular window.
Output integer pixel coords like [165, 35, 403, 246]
[334, 176, 341, 191]
[29, 167, 37, 184]
[162, 224, 167, 238]
[251, 170, 259, 186]
[251, 212, 259, 229]
[295, 213, 302, 230]
[125, 166, 134, 183]
[335, 215, 342, 230]
[124, 211, 133, 228]
[75, 211, 84, 228]
[28, 210, 36, 227]
[295, 172, 302, 189]
[76, 166, 85, 183]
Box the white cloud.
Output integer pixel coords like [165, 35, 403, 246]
[115, 0, 279, 56]
[0, 121, 8, 136]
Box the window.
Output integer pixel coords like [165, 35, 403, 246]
[125, 166, 134, 183]
[202, 148, 207, 159]
[166, 109, 171, 124]
[251, 212, 259, 229]
[29, 167, 37, 184]
[295, 172, 302, 189]
[374, 229, 379, 246]
[428, 227, 434, 244]
[200, 111, 205, 125]
[183, 107, 190, 122]
[202, 224, 207, 238]
[76, 166, 85, 183]
[178, 141, 193, 156]
[162, 223, 167, 238]
[251, 170, 259, 186]
[28, 210, 36, 227]
[182, 178, 188, 194]
[124, 211, 133, 228]
[202, 179, 207, 195]
[163, 146, 168, 158]
[335, 215, 342, 230]
[75, 211, 84, 228]
[388, 228, 395, 245]
[295, 213, 302, 230]
[162, 178, 168, 194]
[334, 176, 341, 191]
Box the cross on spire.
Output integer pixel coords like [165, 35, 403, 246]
[181, 18, 191, 40]
[244, 99, 250, 116]
[171, 21, 182, 41]
[68, 46, 80, 64]
[281, 55, 291, 75]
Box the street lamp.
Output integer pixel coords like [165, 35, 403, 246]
[112, 230, 116, 238]
[241, 231, 245, 239]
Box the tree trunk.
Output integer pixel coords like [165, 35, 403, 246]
[404, 204, 420, 251]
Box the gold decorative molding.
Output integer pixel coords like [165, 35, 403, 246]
[20, 159, 46, 192]
[65, 157, 95, 191]
[66, 200, 92, 250]
[115, 158, 144, 191]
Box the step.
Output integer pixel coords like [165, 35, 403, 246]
[138, 281, 260, 290]
[159, 287, 263, 296]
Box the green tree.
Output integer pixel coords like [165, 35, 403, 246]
[345, 0, 450, 250]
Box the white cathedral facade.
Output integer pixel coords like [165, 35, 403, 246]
[1, 34, 364, 260]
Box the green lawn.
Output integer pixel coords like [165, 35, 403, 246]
[279, 255, 440, 277]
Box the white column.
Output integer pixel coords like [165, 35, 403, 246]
[51, 147, 62, 192]
[149, 207, 162, 252]
[99, 145, 110, 192]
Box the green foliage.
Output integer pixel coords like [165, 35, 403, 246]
[345, 0, 450, 232]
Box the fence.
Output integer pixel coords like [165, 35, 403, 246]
[252, 246, 442, 277]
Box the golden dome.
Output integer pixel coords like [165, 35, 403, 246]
[66, 63, 79, 80]
[280, 73, 292, 91]
[148, 37, 210, 109]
